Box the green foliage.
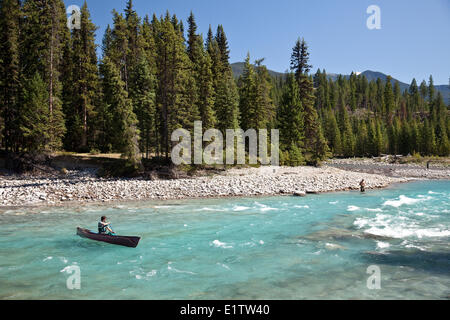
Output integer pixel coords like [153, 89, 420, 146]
[290, 38, 329, 160]
[20, 73, 50, 152]
[99, 57, 141, 167]
[129, 55, 156, 158]
[0, 0, 21, 152]
[215, 69, 240, 133]
[1, 2, 448, 169]
[63, 1, 99, 152]
[276, 73, 304, 152]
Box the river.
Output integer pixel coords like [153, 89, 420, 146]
[0, 181, 448, 300]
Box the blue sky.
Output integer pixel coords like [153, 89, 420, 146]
[64, 0, 450, 85]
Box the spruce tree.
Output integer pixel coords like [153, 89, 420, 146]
[20, 72, 50, 152]
[254, 58, 276, 129]
[290, 38, 312, 83]
[109, 10, 129, 90]
[238, 53, 257, 131]
[215, 69, 240, 134]
[215, 25, 230, 70]
[154, 13, 199, 159]
[99, 57, 141, 166]
[428, 75, 435, 104]
[290, 38, 328, 162]
[196, 36, 217, 130]
[64, 1, 99, 151]
[324, 109, 342, 156]
[384, 76, 395, 122]
[276, 73, 305, 164]
[187, 11, 198, 61]
[125, 0, 140, 70]
[21, 0, 68, 151]
[129, 56, 156, 159]
[356, 120, 368, 157]
[338, 96, 355, 157]
[187, 15, 216, 130]
[0, 0, 20, 152]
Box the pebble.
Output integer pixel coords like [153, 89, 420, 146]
[0, 160, 445, 208]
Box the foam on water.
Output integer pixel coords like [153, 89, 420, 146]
[366, 208, 383, 212]
[376, 241, 390, 249]
[211, 240, 233, 249]
[294, 205, 310, 209]
[168, 262, 196, 275]
[383, 195, 432, 208]
[198, 207, 228, 212]
[232, 206, 250, 212]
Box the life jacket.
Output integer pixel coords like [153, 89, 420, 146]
[98, 222, 107, 234]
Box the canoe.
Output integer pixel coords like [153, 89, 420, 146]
[77, 227, 141, 248]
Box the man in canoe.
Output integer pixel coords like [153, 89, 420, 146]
[98, 216, 115, 235]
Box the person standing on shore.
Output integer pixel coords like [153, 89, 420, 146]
[360, 179, 366, 193]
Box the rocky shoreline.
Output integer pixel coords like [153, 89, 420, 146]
[327, 158, 450, 180]
[0, 161, 426, 208]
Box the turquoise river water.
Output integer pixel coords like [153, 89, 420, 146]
[0, 181, 449, 300]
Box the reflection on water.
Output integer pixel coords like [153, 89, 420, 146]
[0, 180, 449, 300]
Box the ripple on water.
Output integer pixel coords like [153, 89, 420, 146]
[0, 180, 449, 299]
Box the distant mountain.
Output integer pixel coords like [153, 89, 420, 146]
[231, 62, 285, 79]
[436, 85, 450, 105]
[328, 70, 410, 92]
[230, 63, 450, 105]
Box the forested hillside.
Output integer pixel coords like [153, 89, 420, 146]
[0, 0, 448, 170]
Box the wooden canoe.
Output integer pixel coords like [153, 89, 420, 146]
[77, 227, 141, 248]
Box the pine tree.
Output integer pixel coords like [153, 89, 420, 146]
[102, 25, 113, 58]
[129, 56, 156, 159]
[356, 120, 368, 157]
[99, 57, 141, 166]
[338, 96, 355, 157]
[435, 94, 450, 156]
[125, 0, 140, 71]
[64, 1, 99, 151]
[187, 11, 198, 61]
[419, 80, 428, 101]
[409, 79, 420, 112]
[398, 120, 411, 155]
[21, 0, 68, 151]
[384, 76, 395, 122]
[215, 69, 240, 134]
[410, 120, 420, 154]
[140, 15, 157, 68]
[290, 38, 328, 162]
[428, 75, 435, 104]
[254, 59, 276, 129]
[0, 0, 21, 152]
[290, 38, 312, 83]
[324, 109, 342, 156]
[375, 120, 385, 155]
[187, 14, 216, 130]
[276, 73, 304, 162]
[154, 13, 199, 159]
[20, 72, 50, 152]
[238, 53, 257, 131]
[196, 36, 217, 130]
[109, 10, 129, 90]
[206, 28, 224, 95]
[238, 55, 275, 131]
[205, 25, 214, 51]
[215, 25, 230, 70]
